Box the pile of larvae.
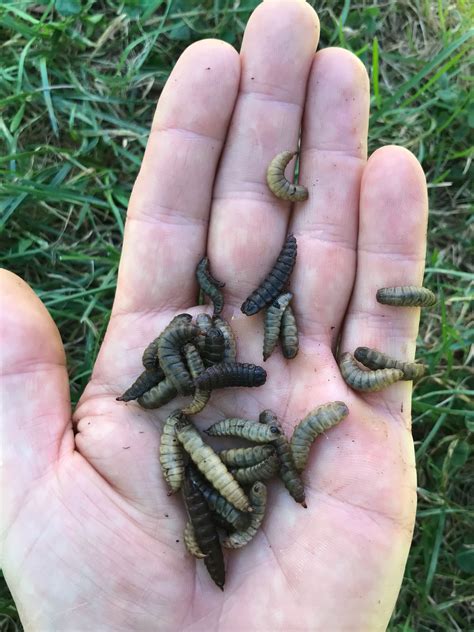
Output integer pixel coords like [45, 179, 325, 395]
[117, 150, 436, 589]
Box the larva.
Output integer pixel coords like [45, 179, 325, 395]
[376, 286, 436, 307]
[116, 367, 163, 402]
[222, 482, 267, 550]
[137, 378, 177, 409]
[230, 454, 279, 485]
[142, 313, 192, 369]
[175, 417, 252, 513]
[339, 352, 404, 392]
[195, 313, 213, 355]
[280, 303, 299, 359]
[290, 401, 349, 472]
[212, 315, 237, 363]
[181, 470, 225, 590]
[201, 327, 226, 367]
[205, 418, 281, 443]
[266, 150, 308, 202]
[181, 343, 210, 415]
[159, 410, 185, 493]
[183, 521, 206, 559]
[196, 257, 225, 315]
[194, 362, 266, 391]
[259, 410, 306, 507]
[263, 292, 293, 360]
[218, 445, 275, 468]
[241, 234, 297, 316]
[354, 346, 426, 380]
[157, 323, 199, 395]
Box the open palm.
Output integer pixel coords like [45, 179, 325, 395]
[1, 2, 429, 630]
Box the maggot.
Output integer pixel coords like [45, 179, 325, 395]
[259, 410, 306, 507]
[183, 521, 206, 559]
[376, 286, 436, 307]
[181, 343, 210, 415]
[159, 410, 185, 493]
[354, 346, 426, 380]
[116, 367, 163, 402]
[195, 313, 213, 355]
[196, 257, 225, 315]
[222, 482, 267, 550]
[263, 292, 293, 360]
[142, 313, 192, 369]
[157, 323, 199, 395]
[205, 418, 281, 443]
[339, 352, 404, 392]
[230, 454, 279, 485]
[290, 401, 349, 472]
[201, 327, 226, 367]
[266, 150, 308, 202]
[218, 445, 275, 468]
[241, 234, 297, 316]
[137, 377, 177, 409]
[194, 362, 266, 391]
[175, 417, 252, 512]
[212, 315, 237, 363]
[280, 303, 299, 359]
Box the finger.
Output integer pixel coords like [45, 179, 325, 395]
[113, 39, 240, 315]
[340, 146, 429, 413]
[0, 270, 73, 530]
[209, 0, 320, 308]
[290, 48, 369, 344]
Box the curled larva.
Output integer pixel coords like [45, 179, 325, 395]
[291, 401, 349, 472]
[181, 343, 210, 415]
[354, 346, 426, 380]
[184, 521, 206, 559]
[194, 362, 266, 391]
[266, 150, 308, 202]
[142, 313, 192, 369]
[376, 286, 436, 307]
[175, 417, 252, 513]
[212, 315, 237, 363]
[230, 454, 279, 485]
[280, 303, 299, 359]
[201, 327, 226, 367]
[137, 378, 177, 409]
[241, 234, 297, 316]
[195, 313, 213, 355]
[259, 410, 306, 507]
[157, 323, 199, 395]
[263, 292, 293, 361]
[159, 410, 185, 493]
[196, 257, 225, 315]
[339, 352, 403, 392]
[205, 418, 281, 443]
[222, 482, 267, 550]
[218, 445, 275, 468]
[116, 367, 163, 402]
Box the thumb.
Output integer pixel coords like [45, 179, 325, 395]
[0, 270, 73, 540]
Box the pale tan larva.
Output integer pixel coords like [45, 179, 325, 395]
[339, 352, 403, 392]
[354, 347, 426, 380]
[263, 292, 293, 361]
[280, 303, 299, 359]
[218, 445, 275, 468]
[181, 343, 210, 415]
[266, 150, 308, 202]
[183, 521, 206, 559]
[159, 410, 185, 493]
[222, 482, 267, 550]
[205, 418, 281, 443]
[376, 286, 436, 307]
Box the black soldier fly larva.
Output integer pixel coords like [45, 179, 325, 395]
[222, 482, 267, 550]
[137, 378, 177, 409]
[181, 343, 210, 415]
[212, 315, 237, 363]
[339, 352, 404, 392]
[183, 521, 206, 559]
[159, 410, 185, 494]
[241, 234, 297, 316]
[280, 303, 299, 359]
[230, 454, 279, 485]
[194, 362, 266, 391]
[218, 445, 275, 468]
[141, 314, 192, 370]
[201, 327, 226, 367]
[266, 150, 308, 202]
[205, 418, 281, 443]
[376, 286, 436, 307]
[354, 346, 426, 380]
[157, 323, 199, 395]
[263, 292, 293, 361]
[196, 257, 225, 315]
[116, 367, 163, 402]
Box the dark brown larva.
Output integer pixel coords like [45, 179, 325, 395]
[196, 257, 225, 315]
[195, 313, 213, 355]
[280, 303, 299, 359]
[263, 292, 293, 361]
[354, 346, 426, 380]
[218, 445, 275, 468]
[376, 286, 437, 307]
[183, 521, 206, 559]
[205, 418, 281, 443]
[141, 313, 192, 369]
[194, 362, 266, 391]
[212, 315, 237, 363]
[116, 367, 163, 402]
[259, 410, 306, 507]
[137, 378, 177, 409]
[157, 323, 199, 395]
[339, 352, 404, 392]
[181, 470, 225, 590]
[222, 482, 267, 550]
[182, 343, 210, 415]
[159, 410, 185, 493]
[230, 454, 279, 485]
[241, 234, 297, 316]
[290, 401, 349, 472]
[201, 327, 226, 367]
[266, 150, 308, 202]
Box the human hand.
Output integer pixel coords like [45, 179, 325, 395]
[1, 1, 428, 630]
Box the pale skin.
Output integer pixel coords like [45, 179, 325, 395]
[0, 1, 428, 630]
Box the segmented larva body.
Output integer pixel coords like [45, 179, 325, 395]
[266, 150, 308, 202]
[201, 327, 226, 367]
[212, 315, 237, 363]
[183, 521, 206, 559]
[205, 418, 281, 443]
[181, 471, 225, 590]
[116, 367, 163, 402]
[195, 313, 213, 355]
[223, 482, 267, 550]
[280, 304, 299, 359]
[376, 286, 436, 307]
[194, 362, 266, 391]
[157, 324, 199, 395]
[230, 454, 279, 485]
[196, 257, 225, 315]
[137, 378, 177, 409]
[159, 410, 185, 493]
[291, 401, 349, 472]
[218, 445, 275, 468]
[263, 292, 293, 361]
[141, 314, 192, 369]
[354, 346, 426, 380]
[182, 343, 210, 415]
[339, 352, 404, 392]
[241, 234, 297, 316]
[175, 418, 252, 512]
[259, 410, 306, 507]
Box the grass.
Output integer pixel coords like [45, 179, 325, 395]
[1, 0, 473, 630]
